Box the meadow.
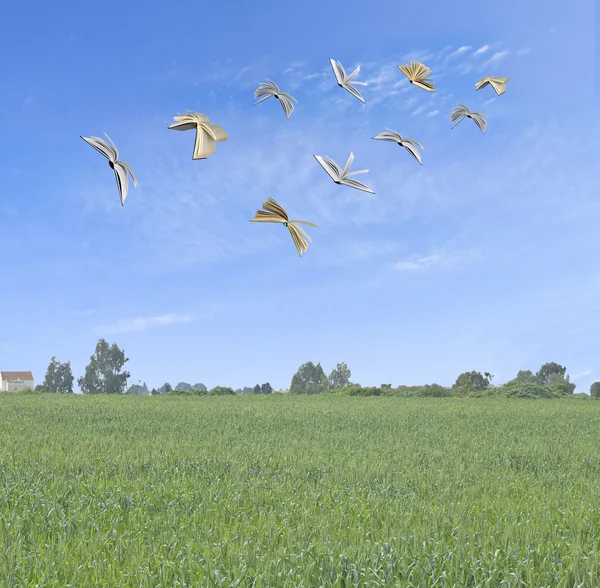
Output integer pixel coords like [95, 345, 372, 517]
[1, 394, 600, 587]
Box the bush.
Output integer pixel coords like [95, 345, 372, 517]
[11, 387, 40, 395]
[350, 386, 382, 396]
[590, 382, 600, 397]
[496, 381, 563, 399]
[209, 386, 235, 395]
[324, 384, 363, 395]
[419, 384, 452, 398]
[165, 388, 206, 396]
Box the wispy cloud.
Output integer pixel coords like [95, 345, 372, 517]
[474, 45, 491, 56]
[392, 249, 484, 272]
[571, 369, 592, 380]
[481, 50, 510, 69]
[94, 313, 201, 335]
[427, 110, 440, 116]
[443, 46, 473, 63]
[393, 254, 443, 271]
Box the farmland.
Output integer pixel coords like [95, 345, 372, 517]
[1, 394, 600, 586]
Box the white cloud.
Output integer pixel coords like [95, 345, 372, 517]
[427, 110, 440, 116]
[473, 45, 491, 56]
[571, 369, 592, 380]
[444, 46, 472, 62]
[481, 51, 510, 69]
[94, 313, 200, 335]
[392, 250, 484, 272]
[394, 254, 442, 271]
[412, 105, 426, 115]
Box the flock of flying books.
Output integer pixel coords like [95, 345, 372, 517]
[81, 60, 508, 256]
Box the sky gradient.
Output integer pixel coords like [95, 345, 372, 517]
[0, 0, 598, 393]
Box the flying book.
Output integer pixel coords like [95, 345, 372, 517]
[80, 133, 138, 206]
[475, 76, 509, 96]
[254, 79, 297, 120]
[372, 128, 424, 165]
[314, 152, 374, 194]
[450, 104, 487, 134]
[168, 111, 228, 160]
[397, 61, 435, 92]
[329, 58, 367, 103]
[249, 197, 318, 257]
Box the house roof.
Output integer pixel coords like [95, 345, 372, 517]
[1, 371, 34, 380]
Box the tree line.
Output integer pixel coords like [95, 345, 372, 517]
[27, 338, 600, 397]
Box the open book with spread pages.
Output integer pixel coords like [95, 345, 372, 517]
[372, 128, 424, 165]
[475, 76, 509, 96]
[168, 111, 228, 160]
[397, 61, 435, 92]
[81, 133, 138, 206]
[450, 104, 487, 134]
[314, 152, 375, 194]
[254, 79, 298, 120]
[330, 58, 367, 103]
[249, 197, 318, 257]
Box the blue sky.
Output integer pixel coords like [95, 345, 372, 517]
[0, 0, 598, 393]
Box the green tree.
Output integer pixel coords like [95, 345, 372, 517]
[327, 362, 352, 390]
[536, 362, 567, 385]
[290, 361, 328, 394]
[590, 382, 600, 397]
[77, 338, 130, 394]
[260, 382, 273, 394]
[43, 356, 60, 392]
[516, 369, 537, 383]
[453, 371, 491, 391]
[253, 384, 261, 394]
[43, 357, 74, 393]
[547, 372, 576, 394]
[56, 361, 74, 393]
[209, 386, 235, 395]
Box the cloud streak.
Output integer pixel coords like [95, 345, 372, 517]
[94, 313, 200, 335]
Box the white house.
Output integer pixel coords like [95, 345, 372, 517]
[0, 371, 35, 392]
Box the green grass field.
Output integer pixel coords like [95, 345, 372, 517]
[2, 394, 600, 586]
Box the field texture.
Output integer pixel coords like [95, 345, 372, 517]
[1, 394, 600, 586]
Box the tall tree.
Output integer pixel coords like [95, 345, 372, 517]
[77, 338, 130, 394]
[43, 357, 74, 393]
[43, 357, 60, 392]
[290, 361, 328, 394]
[260, 382, 273, 394]
[590, 382, 600, 397]
[536, 362, 567, 385]
[253, 384, 261, 394]
[516, 369, 537, 383]
[56, 361, 74, 393]
[328, 362, 352, 390]
[453, 371, 491, 391]
[547, 372, 576, 394]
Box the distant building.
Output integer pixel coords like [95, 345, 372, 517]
[0, 371, 35, 392]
